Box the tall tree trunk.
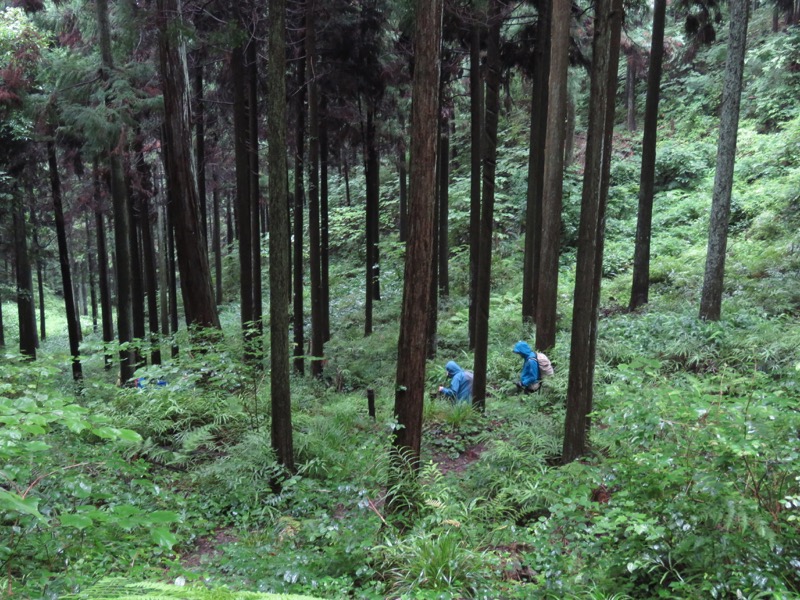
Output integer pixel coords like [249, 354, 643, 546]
[0, 291, 4, 347]
[398, 144, 408, 242]
[364, 105, 380, 336]
[94, 165, 114, 369]
[629, 0, 667, 311]
[158, 0, 221, 332]
[293, 40, 306, 374]
[526, 7, 555, 329]
[96, 0, 134, 382]
[130, 173, 146, 368]
[562, 0, 622, 463]
[472, 1, 502, 412]
[427, 171, 439, 360]
[86, 213, 98, 333]
[626, 57, 637, 131]
[267, 0, 295, 473]
[320, 97, 331, 343]
[468, 21, 483, 349]
[14, 192, 37, 359]
[230, 46, 256, 356]
[247, 40, 263, 350]
[48, 140, 83, 381]
[391, 0, 442, 504]
[194, 58, 208, 241]
[535, 0, 571, 352]
[140, 197, 161, 366]
[700, 0, 749, 321]
[212, 166, 223, 306]
[307, 0, 324, 377]
[438, 109, 450, 298]
[37, 264, 45, 341]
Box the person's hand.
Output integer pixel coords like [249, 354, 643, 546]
[438, 386, 443, 392]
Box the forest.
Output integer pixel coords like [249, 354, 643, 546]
[1, 0, 799, 597]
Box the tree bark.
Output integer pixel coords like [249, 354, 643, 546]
[247, 40, 263, 350]
[391, 0, 443, 492]
[522, 0, 550, 324]
[700, 0, 749, 321]
[438, 109, 450, 298]
[472, 1, 503, 412]
[267, 0, 295, 473]
[468, 21, 483, 349]
[158, 0, 221, 332]
[14, 192, 37, 359]
[293, 40, 306, 374]
[535, 0, 571, 352]
[320, 96, 331, 343]
[398, 145, 408, 243]
[629, 0, 667, 311]
[307, 0, 324, 377]
[563, 0, 622, 463]
[194, 58, 208, 241]
[94, 163, 114, 369]
[626, 57, 637, 131]
[212, 166, 223, 306]
[96, 0, 134, 382]
[48, 140, 83, 381]
[364, 105, 380, 336]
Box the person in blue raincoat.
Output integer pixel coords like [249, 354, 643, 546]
[513, 340, 542, 393]
[438, 361, 473, 403]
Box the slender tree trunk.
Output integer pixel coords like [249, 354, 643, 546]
[0, 292, 4, 347]
[94, 167, 114, 368]
[48, 140, 83, 381]
[86, 213, 98, 333]
[535, 0, 571, 352]
[140, 196, 161, 366]
[343, 148, 351, 207]
[427, 170, 439, 360]
[398, 144, 408, 242]
[700, 0, 749, 321]
[364, 105, 380, 336]
[129, 174, 146, 367]
[438, 109, 450, 298]
[320, 97, 331, 343]
[212, 166, 223, 306]
[247, 40, 263, 351]
[629, 0, 667, 311]
[563, 0, 622, 463]
[158, 0, 220, 332]
[14, 192, 37, 359]
[35, 260, 45, 342]
[267, 0, 295, 472]
[626, 57, 637, 131]
[468, 21, 483, 349]
[565, 89, 576, 166]
[473, 1, 502, 412]
[194, 58, 208, 241]
[96, 0, 134, 382]
[293, 41, 306, 375]
[307, 0, 324, 377]
[391, 0, 442, 502]
[524, 85, 549, 326]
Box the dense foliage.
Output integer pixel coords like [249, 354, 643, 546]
[2, 1, 800, 599]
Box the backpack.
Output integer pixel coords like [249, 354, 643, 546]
[535, 352, 554, 376]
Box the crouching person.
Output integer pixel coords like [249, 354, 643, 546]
[438, 361, 473, 404]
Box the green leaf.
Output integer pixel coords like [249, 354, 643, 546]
[60, 513, 94, 529]
[150, 527, 177, 549]
[0, 489, 47, 523]
[148, 510, 180, 524]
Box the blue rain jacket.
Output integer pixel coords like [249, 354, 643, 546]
[441, 361, 473, 403]
[513, 341, 540, 386]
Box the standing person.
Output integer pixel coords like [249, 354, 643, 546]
[513, 341, 553, 393]
[439, 361, 473, 404]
